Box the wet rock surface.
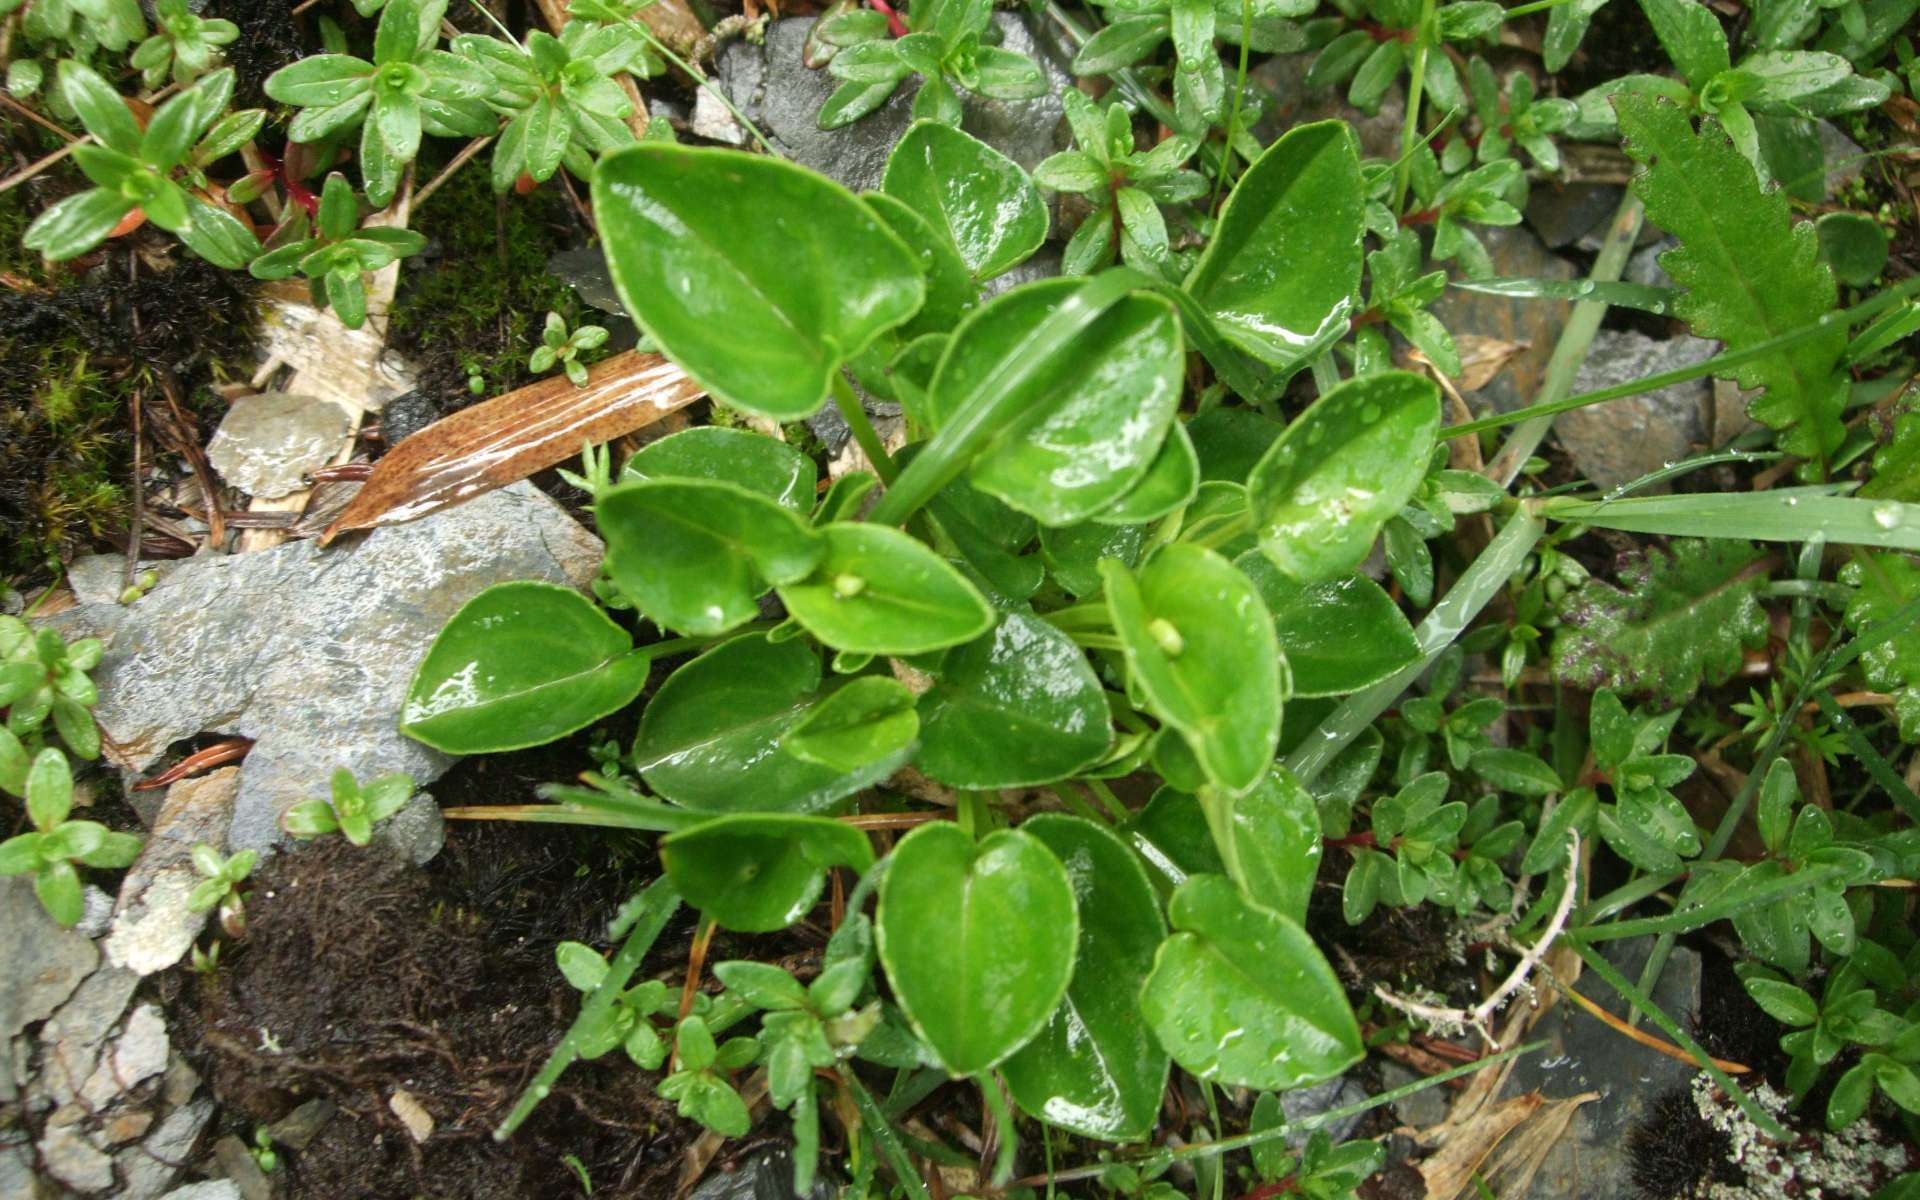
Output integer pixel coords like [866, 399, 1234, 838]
[103, 769, 239, 978]
[45, 481, 603, 853]
[1253, 53, 1404, 160]
[0, 877, 99, 1050]
[205, 393, 355, 501]
[1555, 330, 1715, 492]
[1429, 225, 1578, 415]
[689, 1147, 835, 1200]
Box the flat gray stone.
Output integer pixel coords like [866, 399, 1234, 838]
[264, 1097, 336, 1151]
[45, 482, 603, 852]
[1429, 225, 1578, 415]
[104, 768, 239, 977]
[35, 967, 139, 1112]
[689, 1147, 833, 1200]
[211, 1134, 273, 1200]
[119, 1096, 214, 1200]
[1556, 330, 1714, 492]
[1278, 1072, 1368, 1149]
[0, 875, 100, 1043]
[717, 14, 1072, 196]
[40, 1119, 116, 1192]
[375, 789, 445, 865]
[161, 1184, 241, 1200]
[206, 393, 355, 500]
[78, 1004, 168, 1109]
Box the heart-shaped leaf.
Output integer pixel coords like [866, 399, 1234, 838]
[1101, 545, 1283, 794]
[917, 611, 1111, 788]
[1183, 121, 1364, 378]
[598, 479, 821, 636]
[878, 822, 1078, 1075]
[1207, 765, 1322, 924]
[621, 426, 818, 511]
[1247, 370, 1440, 585]
[782, 676, 919, 772]
[1001, 815, 1170, 1142]
[401, 582, 652, 753]
[863, 191, 978, 340]
[1235, 552, 1420, 696]
[661, 813, 875, 932]
[1140, 874, 1362, 1090]
[1123, 786, 1227, 895]
[883, 120, 1047, 282]
[1094, 419, 1200, 525]
[777, 524, 995, 655]
[593, 143, 924, 420]
[634, 633, 909, 812]
[923, 278, 1184, 525]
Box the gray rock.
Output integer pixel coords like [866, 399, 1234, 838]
[1510, 938, 1703, 1200]
[0, 875, 100, 1043]
[1525, 182, 1623, 251]
[1252, 53, 1403, 160]
[1817, 119, 1866, 196]
[104, 768, 239, 978]
[75, 885, 115, 938]
[547, 247, 627, 316]
[35, 967, 139, 1111]
[688, 1147, 833, 1200]
[1555, 330, 1714, 492]
[206, 393, 355, 500]
[119, 1097, 214, 1200]
[0, 1138, 43, 1200]
[376, 789, 445, 865]
[265, 1097, 336, 1151]
[211, 1134, 273, 1200]
[78, 1004, 168, 1109]
[1278, 1073, 1368, 1149]
[1381, 1061, 1450, 1129]
[45, 482, 604, 852]
[161, 1184, 241, 1200]
[39, 1119, 116, 1192]
[1429, 225, 1578, 415]
[66, 556, 177, 607]
[1624, 236, 1678, 290]
[717, 14, 1072, 196]
[378, 390, 442, 447]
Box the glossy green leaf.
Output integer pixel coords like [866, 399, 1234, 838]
[1234, 552, 1419, 696]
[1095, 420, 1199, 525]
[877, 822, 1078, 1075]
[862, 191, 978, 339]
[1248, 370, 1441, 584]
[593, 144, 924, 420]
[924, 278, 1184, 525]
[634, 633, 909, 813]
[598, 479, 821, 637]
[1101, 545, 1283, 794]
[1123, 786, 1226, 894]
[661, 813, 874, 931]
[621, 426, 818, 512]
[1041, 520, 1147, 598]
[1001, 815, 1170, 1142]
[1140, 874, 1362, 1090]
[882, 120, 1047, 282]
[1814, 211, 1888, 287]
[401, 582, 651, 753]
[1188, 407, 1284, 484]
[777, 524, 994, 655]
[1183, 121, 1364, 378]
[916, 611, 1111, 788]
[782, 676, 919, 772]
[1209, 765, 1322, 924]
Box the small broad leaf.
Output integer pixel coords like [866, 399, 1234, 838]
[1101, 545, 1283, 794]
[1234, 553, 1418, 696]
[592, 144, 923, 420]
[621, 426, 818, 512]
[1211, 765, 1321, 925]
[1140, 874, 1362, 1090]
[556, 941, 610, 992]
[782, 676, 919, 772]
[882, 120, 1046, 282]
[861, 191, 978, 339]
[1095, 420, 1200, 525]
[401, 582, 652, 754]
[877, 822, 1078, 1075]
[1001, 815, 1170, 1142]
[661, 813, 874, 932]
[26, 748, 72, 832]
[776, 524, 994, 655]
[1247, 370, 1441, 585]
[916, 612, 1111, 789]
[635, 633, 909, 813]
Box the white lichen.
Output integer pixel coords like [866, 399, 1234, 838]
[1690, 1072, 1911, 1200]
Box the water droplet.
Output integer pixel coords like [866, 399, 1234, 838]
[1785, 497, 1799, 507]
[1574, 281, 1595, 296]
[1873, 503, 1900, 530]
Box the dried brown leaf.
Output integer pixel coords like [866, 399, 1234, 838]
[1417, 1091, 1543, 1200]
[319, 351, 704, 545]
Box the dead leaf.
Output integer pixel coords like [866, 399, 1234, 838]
[319, 351, 705, 545]
[1402, 334, 1528, 394]
[1478, 1092, 1600, 1200]
[1418, 1091, 1543, 1200]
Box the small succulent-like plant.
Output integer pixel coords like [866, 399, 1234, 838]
[187, 843, 258, 937]
[0, 747, 142, 926]
[130, 0, 239, 87]
[530, 311, 609, 386]
[817, 0, 1047, 129]
[249, 173, 427, 329]
[282, 768, 416, 846]
[1, 617, 103, 761]
[1034, 90, 1206, 278]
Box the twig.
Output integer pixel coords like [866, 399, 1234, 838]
[1375, 831, 1581, 1049]
[0, 93, 78, 142]
[1555, 982, 1751, 1074]
[0, 82, 181, 195]
[413, 136, 492, 209]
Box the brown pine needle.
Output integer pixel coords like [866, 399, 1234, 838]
[1558, 982, 1751, 1074]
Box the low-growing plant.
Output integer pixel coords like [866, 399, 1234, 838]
[187, 843, 258, 938]
[0, 747, 140, 926]
[281, 768, 416, 845]
[529, 311, 609, 386]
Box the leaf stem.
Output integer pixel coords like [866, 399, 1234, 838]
[833, 371, 899, 486]
[1393, 0, 1439, 213]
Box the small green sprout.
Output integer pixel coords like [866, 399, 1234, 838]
[1, 616, 104, 760]
[187, 843, 258, 937]
[282, 768, 416, 846]
[131, 0, 240, 87]
[249, 174, 428, 330]
[0, 747, 142, 926]
[250, 1127, 279, 1174]
[530, 311, 609, 387]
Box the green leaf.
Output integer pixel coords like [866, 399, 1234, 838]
[1743, 976, 1818, 1026]
[401, 582, 651, 753]
[1001, 815, 1170, 1142]
[1211, 765, 1322, 924]
[919, 277, 1184, 526]
[1183, 121, 1364, 378]
[59, 60, 142, 154]
[1469, 748, 1563, 796]
[1839, 552, 1920, 738]
[25, 748, 71, 832]
[635, 633, 907, 813]
[1247, 371, 1440, 585]
[1097, 420, 1199, 525]
[714, 960, 810, 1010]
[917, 612, 1109, 788]
[1102, 545, 1282, 794]
[776, 524, 994, 655]
[266, 53, 376, 107]
[177, 195, 262, 269]
[877, 822, 1078, 1075]
[883, 121, 1046, 282]
[1638, 0, 1730, 86]
[22, 189, 137, 263]
[1815, 212, 1889, 287]
[36, 860, 83, 928]
[1139, 874, 1362, 1090]
[557, 941, 610, 992]
[1615, 93, 1846, 470]
[862, 191, 978, 340]
[1041, 520, 1146, 598]
[597, 479, 821, 637]
[1234, 554, 1419, 697]
[619, 427, 818, 512]
[782, 676, 919, 772]
[592, 144, 923, 420]
[661, 813, 875, 931]
[1550, 539, 1769, 705]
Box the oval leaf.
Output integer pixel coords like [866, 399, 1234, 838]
[1214, 765, 1322, 924]
[622, 426, 818, 511]
[1234, 552, 1419, 696]
[782, 676, 920, 772]
[1140, 874, 1362, 1090]
[1001, 815, 1170, 1142]
[1094, 419, 1200, 526]
[661, 813, 875, 932]
[593, 144, 924, 420]
[917, 611, 1111, 788]
[1247, 370, 1440, 584]
[878, 822, 1078, 1075]
[401, 582, 651, 753]
[777, 524, 995, 655]
[883, 120, 1047, 282]
[1101, 545, 1283, 794]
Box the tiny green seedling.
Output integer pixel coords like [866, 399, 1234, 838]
[282, 768, 416, 846]
[249, 173, 428, 330]
[529, 311, 609, 387]
[187, 842, 257, 938]
[553, 939, 679, 1069]
[0, 747, 142, 927]
[0, 616, 104, 761]
[131, 0, 239, 88]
